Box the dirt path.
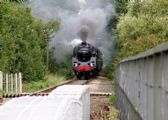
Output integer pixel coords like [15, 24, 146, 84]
[87, 76, 119, 120]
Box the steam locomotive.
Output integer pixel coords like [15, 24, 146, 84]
[72, 41, 103, 80]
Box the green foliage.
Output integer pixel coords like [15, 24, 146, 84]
[117, 0, 168, 59]
[115, 0, 129, 15]
[23, 74, 65, 92]
[117, 16, 167, 44]
[0, 1, 59, 81]
[0, 0, 27, 3]
[118, 34, 165, 58]
[105, 0, 168, 79]
[127, 0, 168, 17]
[0, 89, 5, 94]
[109, 94, 116, 104]
[48, 55, 73, 79]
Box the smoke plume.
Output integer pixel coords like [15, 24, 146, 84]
[27, 0, 116, 63]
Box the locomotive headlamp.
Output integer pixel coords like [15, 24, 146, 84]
[90, 62, 94, 67]
[74, 63, 78, 67]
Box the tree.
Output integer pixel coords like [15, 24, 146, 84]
[0, 1, 59, 81]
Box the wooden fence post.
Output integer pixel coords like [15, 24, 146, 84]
[8, 74, 10, 92]
[9, 74, 11, 92]
[11, 74, 14, 93]
[15, 73, 18, 93]
[0, 94, 2, 104]
[18, 73, 22, 93]
[0, 72, 22, 93]
[0, 71, 3, 90]
[6, 74, 9, 93]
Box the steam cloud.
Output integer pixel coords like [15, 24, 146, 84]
[27, 0, 116, 63]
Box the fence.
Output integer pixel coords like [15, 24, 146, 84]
[0, 71, 22, 93]
[116, 42, 168, 120]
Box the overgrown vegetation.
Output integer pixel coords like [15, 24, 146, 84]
[117, 0, 168, 57]
[106, 0, 168, 79]
[0, 90, 5, 95]
[109, 94, 116, 104]
[48, 54, 73, 79]
[0, 0, 59, 81]
[23, 74, 65, 92]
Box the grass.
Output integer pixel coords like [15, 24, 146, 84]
[23, 73, 66, 92]
[0, 90, 5, 95]
[104, 107, 119, 120]
[109, 94, 116, 104]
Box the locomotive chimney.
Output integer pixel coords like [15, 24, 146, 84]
[79, 26, 89, 42]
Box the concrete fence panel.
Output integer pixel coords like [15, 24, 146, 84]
[0, 85, 90, 120]
[116, 42, 168, 120]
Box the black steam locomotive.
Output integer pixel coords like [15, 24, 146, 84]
[72, 41, 103, 80]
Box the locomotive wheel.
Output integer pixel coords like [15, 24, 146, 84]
[77, 74, 85, 80]
[80, 75, 86, 80]
[77, 73, 86, 80]
[77, 72, 89, 80]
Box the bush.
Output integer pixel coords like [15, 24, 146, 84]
[23, 74, 66, 92]
[105, 0, 168, 79]
[116, 0, 168, 61]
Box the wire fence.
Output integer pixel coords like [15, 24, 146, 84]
[0, 71, 22, 93]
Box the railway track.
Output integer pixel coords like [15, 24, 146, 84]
[2, 77, 112, 99]
[2, 79, 86, 98]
